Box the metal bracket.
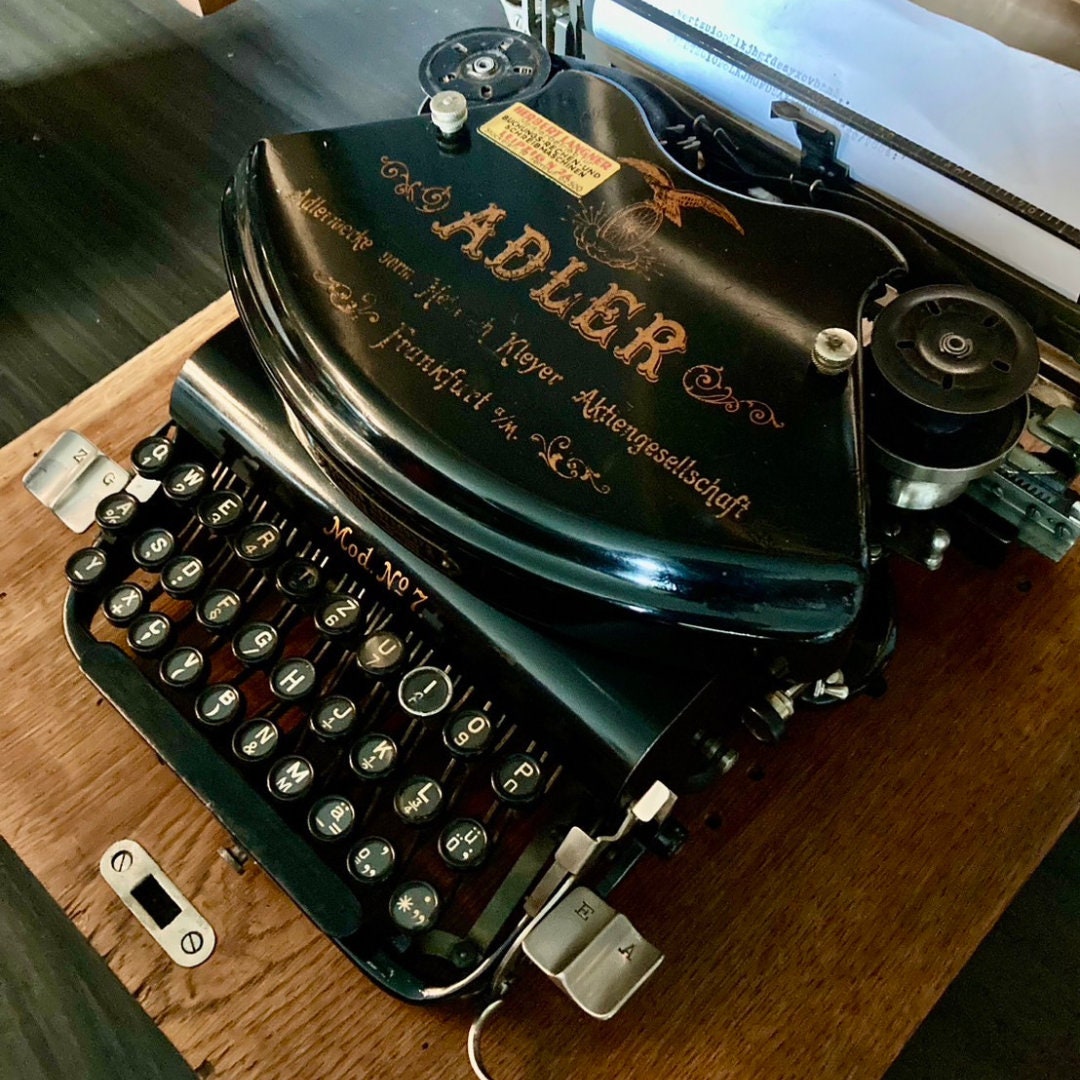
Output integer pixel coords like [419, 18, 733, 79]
[968, 447, 1080, 562]
[100, 840, 216, 967]
[770, 100, 850, 184]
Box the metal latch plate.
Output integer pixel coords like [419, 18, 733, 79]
[100, 840, 215, 967]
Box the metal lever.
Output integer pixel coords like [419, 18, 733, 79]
[522, 886, 663, 1019]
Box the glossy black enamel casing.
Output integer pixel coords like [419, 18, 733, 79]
[222, 67, 904, 672]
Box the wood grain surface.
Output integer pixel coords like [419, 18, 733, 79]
[2, 298, 1079, 1079]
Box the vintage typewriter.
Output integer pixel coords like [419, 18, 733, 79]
[24, 3, 1080, 1069]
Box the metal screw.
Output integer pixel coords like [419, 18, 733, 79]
[470, 55, 497, 76]
[812, 327, 859, 375]
[110, 849, 134, 873]
[217, 845, 250, 875]
[180, 931, 204, 955]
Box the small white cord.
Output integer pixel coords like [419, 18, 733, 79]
[467, 998, 505, 1080]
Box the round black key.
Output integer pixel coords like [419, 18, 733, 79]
[270, 658, 318, 702]
[195, 684, 243, 727]
[160, 555, 204, 598]
[65, 547, 108, 590]
[232, 622, 279, 666]
[310, 696, 357, 738]
[443, 709, 495, 758]
[132, 527, 175, 570]
[131, 435, 174, 478]
[94, 491, 139, 532]
[492, 753, 543, 804]
[102, 583, 147, 627]
[234, 522, 282, 565]
[393, 776, 444, 824]
[275, 558, 322, 602]
[196, 588, 242, 634]
[268, 756, 315, 801]
[349, 733, 398, 780]
[347, 837, 395, 883]
[356, 631, 405, 675]
[314, 594, 363, 638]
[127, 612, 172, 655]
[439, 818, 489, 869]
[162, 462, 209, 503]
[398, 666, 454, 718]
[232, 718, 279, 762]
[308, 796, 356, 841]
[196, 489, 245, 533]
[159, 645, 206, 689]
[389, 881, 440, 932]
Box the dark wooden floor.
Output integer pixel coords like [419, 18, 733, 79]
[0, 0, 1077, 1075]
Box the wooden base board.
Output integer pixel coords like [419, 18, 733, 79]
[2, 296, 1078, 1078]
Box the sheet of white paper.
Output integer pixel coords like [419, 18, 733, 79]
[594, 0, 1080, 299]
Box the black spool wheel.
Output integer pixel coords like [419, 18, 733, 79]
[418, 27, 552, 104]
[870, 285, 1038, 416]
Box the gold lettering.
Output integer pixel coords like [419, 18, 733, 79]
[569, 284, 645, 349]
[323, 516, 373, 570]
[529, 256, 588, 318]
[613, 314, 689, 383]
[431, 203, 507, 260]
[484, 225, 551, 281]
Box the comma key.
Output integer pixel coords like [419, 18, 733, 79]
[347, 837, 395, 883]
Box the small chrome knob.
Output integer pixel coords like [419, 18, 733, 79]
[430, 91, 468, 136]
[812, 327, 859, 375]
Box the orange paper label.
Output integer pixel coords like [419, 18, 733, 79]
[479, 102, 620, 197]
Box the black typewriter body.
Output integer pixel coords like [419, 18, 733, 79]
[49, 26, 1080, 1015]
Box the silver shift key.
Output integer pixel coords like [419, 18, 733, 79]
[522, 886, 663, 1019]
[23, 430, 131, 532]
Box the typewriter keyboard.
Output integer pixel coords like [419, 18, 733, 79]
[66, 426, 592, 987]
